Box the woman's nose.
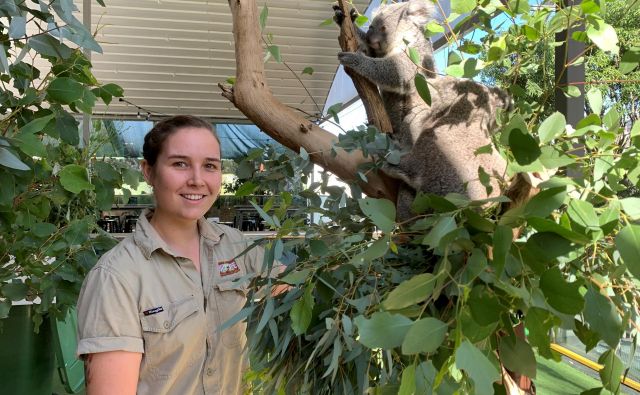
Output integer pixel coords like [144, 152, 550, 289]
[187, 168, 205, 186]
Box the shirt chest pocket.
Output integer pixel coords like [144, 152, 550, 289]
[139, 295, 201, 371]
[214, 280, 248, 348]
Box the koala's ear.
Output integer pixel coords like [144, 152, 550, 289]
[406, 0, 436, 25]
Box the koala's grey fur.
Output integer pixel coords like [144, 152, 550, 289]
[336, 0, 510, 220]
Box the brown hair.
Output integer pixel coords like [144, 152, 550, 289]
[142, 115, 220, 166]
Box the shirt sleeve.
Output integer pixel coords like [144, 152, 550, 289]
[76, 266, 143, 356]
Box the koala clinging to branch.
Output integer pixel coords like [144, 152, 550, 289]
[334, 0, 511, 220]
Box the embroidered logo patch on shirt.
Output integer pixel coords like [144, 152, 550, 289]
[218, 259, 240, 277]
[143, 306, 164, 316]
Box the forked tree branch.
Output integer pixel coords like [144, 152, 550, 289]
[222, 0, 397, 201]
[336, 0, 394, 135]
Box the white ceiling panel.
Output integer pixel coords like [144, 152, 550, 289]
[82, 0, 371, 122]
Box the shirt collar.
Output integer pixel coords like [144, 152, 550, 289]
[133, 209, 224, 259]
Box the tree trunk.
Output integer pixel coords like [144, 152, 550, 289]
[335, 0, 394, 136]
[222, 0, 397, 202]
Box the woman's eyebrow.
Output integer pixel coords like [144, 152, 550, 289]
[166, 155, 220, 162]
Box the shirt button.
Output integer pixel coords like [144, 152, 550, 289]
[163, 321, 170, 329]
[207, 368, 214, 376]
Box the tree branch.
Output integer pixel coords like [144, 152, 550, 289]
[223, 0, 397, 201]
[336, 0, 394, 135]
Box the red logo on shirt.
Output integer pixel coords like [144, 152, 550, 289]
[218, 259, 240, 277]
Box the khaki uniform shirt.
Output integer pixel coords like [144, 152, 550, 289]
[77, 210, 272, 394]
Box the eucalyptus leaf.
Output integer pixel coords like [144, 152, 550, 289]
[527, 217, 590, 244]
[616, 224, 640, 279]
[19, 114, 55, 136]
[619, 46, 640, 74]
[492, 225, 512, 277]
[586, 88, 603, 115]
[0, 147, 30, 171]
[0, 45, 9, 75]
[29, 35, 73, 59]
[498, 336, 536, 378]
[9, 16, 26, 39]
[455, 340, 500, 395]
[398, 363, 416, 395]
[32, 222, 58, 238]
[354, 312, 413, 349]
[267, 45, 281, 62]
[538, 112, 566, 144]
[414, 74, 431, 106]
[468, 286, 503, 326]
[47, 77, 84, 104]
[508, 0, 530, 14]
[259, 5, 268, 30]
[509, 129, 541, 165]
[524, 187, 567, 218]
[525, 307, 559, 360]
[540, 267, 584, 315]
[586, 18, 619, 54]
[567, 200, 600, 232]
[620, 197, 640, 220]
[358, 198, 396, 233]
[55, 108, 80, 146]
[59, 164, 94, 194]
[350, 237, 389, 266]
[280, 268, 311, 285]
[309, 239, 329, 257]
[451, 0, 476, 14]
[401, 317, 447, 355]
[256, 296, 274, 333]
[290, 284, 315, 335]
[422, 216, 456, 249]
[64, 218, 90, 245]
[382, 273, 437, 310]
[235, 181, 257, 197]
[584, 288, 622, 348]
[2, 282, 29, 301]
[598, 350, 623, 392]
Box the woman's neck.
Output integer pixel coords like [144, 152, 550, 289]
[149, 211, 201, 266]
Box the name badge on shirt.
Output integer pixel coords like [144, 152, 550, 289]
[143, 306, 164, 316]
[218, 259, 240, 277]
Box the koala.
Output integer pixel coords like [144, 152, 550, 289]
[335, 0, 510, 220]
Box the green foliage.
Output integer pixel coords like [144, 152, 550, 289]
[0, 1, 131, 324]
[235, 1, 640, 393]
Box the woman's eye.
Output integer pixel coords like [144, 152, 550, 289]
[205, 163, 219, 170]
[173, 161, 188, 168]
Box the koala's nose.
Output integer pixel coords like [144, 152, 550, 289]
[367, 36, 380, 50]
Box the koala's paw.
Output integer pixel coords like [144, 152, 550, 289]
[338, 51, 363, 68]
[382, 163, 416, 188]
[332, 5, 345, 25]
[332, 6, 359, 26]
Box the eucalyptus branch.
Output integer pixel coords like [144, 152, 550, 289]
[260, 36, 322, 116]
[0, 24, 71, 44]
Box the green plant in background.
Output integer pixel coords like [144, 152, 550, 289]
[229, 0, 640, 393]
[0, 0, 132, 327]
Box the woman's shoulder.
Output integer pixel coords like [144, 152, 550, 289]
[90, 235, 146, 275]
[203, 219, 244, 240]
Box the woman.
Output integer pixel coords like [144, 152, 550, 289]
[77, 115, 278, 394]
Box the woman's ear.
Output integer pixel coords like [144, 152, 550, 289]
[140, 159, 154, 186]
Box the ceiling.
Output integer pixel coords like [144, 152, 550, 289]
[81, 0, 371, 123]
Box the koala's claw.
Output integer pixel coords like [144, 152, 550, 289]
[332, 5, 359, 26]
[338, 51, 361, 67]
[332, 5, 345, 25]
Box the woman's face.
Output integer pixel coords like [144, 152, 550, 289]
[141, 126, 222, 224]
